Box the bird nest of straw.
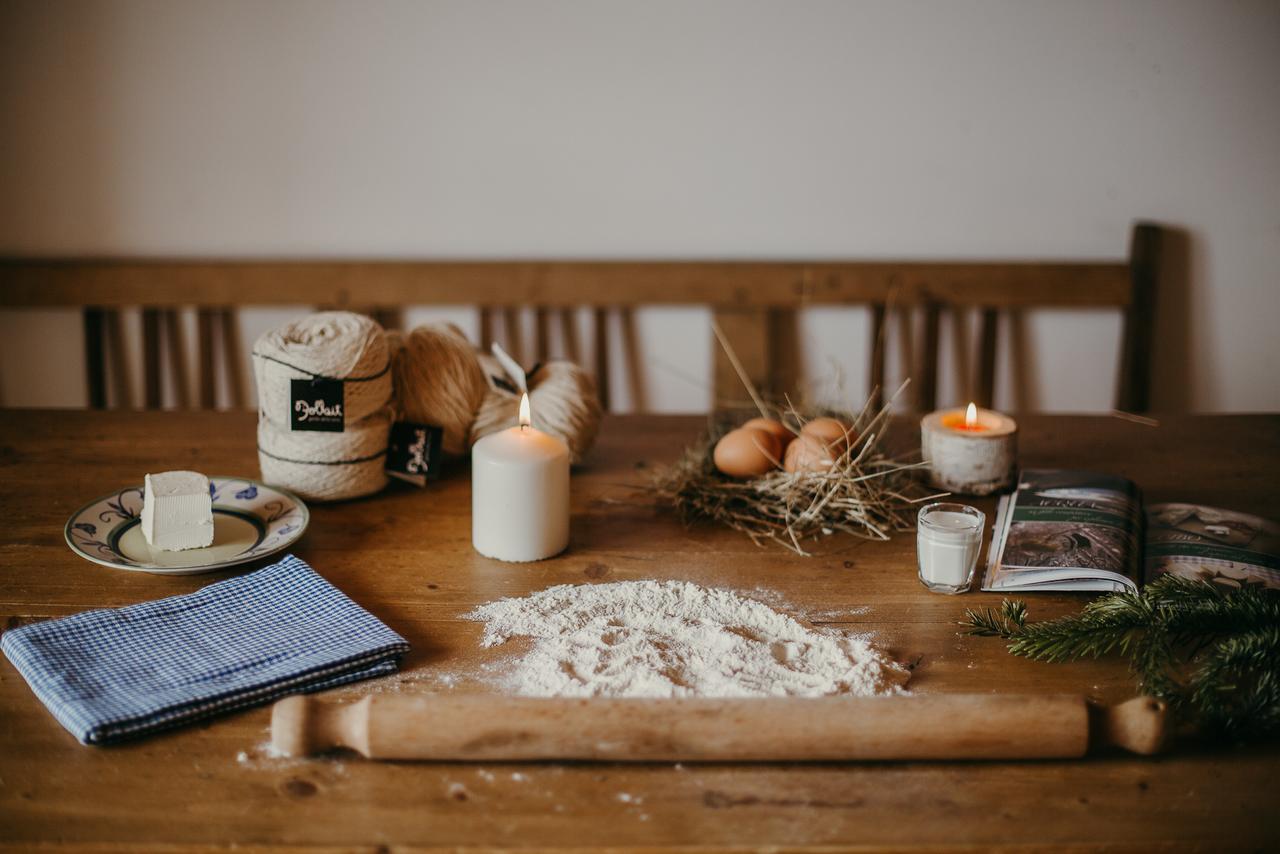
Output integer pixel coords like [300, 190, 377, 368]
[651, 390, 942, 555]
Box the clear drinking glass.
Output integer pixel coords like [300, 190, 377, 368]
[916, 502, 985, 594]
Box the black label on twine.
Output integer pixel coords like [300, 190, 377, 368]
[386, 421, 444, 487]
[290, 378, 345, 432]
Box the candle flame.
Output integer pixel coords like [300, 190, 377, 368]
[965, 402, 978, 428]
[519, 393, 532, 430]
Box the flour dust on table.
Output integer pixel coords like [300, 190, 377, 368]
[465, 580, 909, 698]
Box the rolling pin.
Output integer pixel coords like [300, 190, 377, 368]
[271, 694, 1167, 761]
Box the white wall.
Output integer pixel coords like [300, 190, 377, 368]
[2, 0, 1278, 412]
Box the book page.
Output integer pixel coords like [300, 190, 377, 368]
[988, 570, 1133, 593]
[984, 493, 1138, 592]
[1145, 503, 1280, 590]
[998, 470, 1143, 584]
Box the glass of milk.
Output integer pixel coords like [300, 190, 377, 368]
[916, 502, 985, 594]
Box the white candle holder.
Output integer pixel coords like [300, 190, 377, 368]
[920, 405, 1017, 496]
[917, 502, 985, 594]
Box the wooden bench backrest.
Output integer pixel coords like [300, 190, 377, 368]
[0, 222, 1160, 412]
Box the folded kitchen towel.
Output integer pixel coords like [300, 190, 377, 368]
[0, 554, 408, 745]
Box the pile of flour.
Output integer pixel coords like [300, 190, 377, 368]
[465, 580, 909, 698]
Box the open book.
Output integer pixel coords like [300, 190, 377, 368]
[984, 469, 1280, 593]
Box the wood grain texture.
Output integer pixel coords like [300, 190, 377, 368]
[102, 309, 132, 410]
[868, 302, 887, 409]
[196, 307, 217, 409]
[0, 223, 1162, 415]
[619, 308, 647, 413]
[977, 306, 999, 408]
[371, 307, 402, 332]
[501, 307, 524, 364]
[767, 307, 800, 400]
[162, 308, 191, 409]
[0, 411, 1276, 851]
[0, 259, 1133, 308]
[478, 306, 494, 351]
[274, 694, 1112, 761]
[218, 308, 245, 409]
[593, 307, 611, 411]
[919, 300, 941, 413]
[141, 308, 162, 409]
[558, 307, 580, 363]
[534, 307, 550, 362]
[712, 307, 770, 407]
[896, 305, 917, 407]
[1118, 222, 1162, 412]
[81, 308, 106, 409]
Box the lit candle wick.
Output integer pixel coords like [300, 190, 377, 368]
[519, 392, 532, 433]
[942, 402, 990, 432]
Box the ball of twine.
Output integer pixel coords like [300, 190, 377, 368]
[252, 311, 391, 425]
[387, 323, 490, 456]
[470, 358, 602, 463]
[252, 312, 601, 498]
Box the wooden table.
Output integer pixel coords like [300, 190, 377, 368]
[1, 411, 1277, 851]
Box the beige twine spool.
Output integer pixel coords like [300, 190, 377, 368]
[253, 311, 393, 501]
[257, 408, 392, 502]
[470, 358, 602, 463]
[387, 324, 489, 456]
[253, 311, 391, 425]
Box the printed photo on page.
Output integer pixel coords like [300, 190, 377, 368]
[1145, 503, 1280, 591]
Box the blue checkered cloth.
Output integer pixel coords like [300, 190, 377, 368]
[1, 554, 409, 745]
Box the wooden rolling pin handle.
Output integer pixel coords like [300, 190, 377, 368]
[272, 695, 369, 759]
[1091, 695, 1169, 756]
[271, 694, 1167, 762]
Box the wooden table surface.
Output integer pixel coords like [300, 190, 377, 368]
[1, 410, 1278, 851]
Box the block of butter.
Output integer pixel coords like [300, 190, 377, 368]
[141, 471, 215, 551]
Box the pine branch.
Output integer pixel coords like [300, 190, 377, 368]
[1190, 626, 1280, 735]
[1153, 578, 1280, 645]
[961, 599, 1027, 638]
[1129, 624, 1181, 706]
[960, 576, 1280, 738]
[1010, 599, 1153, 663]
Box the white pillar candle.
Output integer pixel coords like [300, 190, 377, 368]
[917, 503, 985, 594]
[472, 394, 570, 562]
[921, 403, 1018, 496]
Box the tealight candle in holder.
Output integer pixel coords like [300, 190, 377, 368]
[917, 502, 985, 594]
[921, 402, 1017, 495]
[472, 393, 570, 562]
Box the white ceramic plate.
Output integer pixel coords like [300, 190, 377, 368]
[64, 477, 309, 575]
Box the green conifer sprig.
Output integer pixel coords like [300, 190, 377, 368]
[961, 575, 1280, 737]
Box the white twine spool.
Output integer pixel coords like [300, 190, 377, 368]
[253, 311, 393, 501]
[257, 408, 392, 501]
[252, 312, 391, 425]
[470, 357, 602, 463]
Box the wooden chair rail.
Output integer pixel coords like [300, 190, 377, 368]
[0, 222, 1162, 413]
[0, 260, 1130, 308]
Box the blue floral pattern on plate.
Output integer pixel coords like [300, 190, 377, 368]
[64, 477, 309, 575]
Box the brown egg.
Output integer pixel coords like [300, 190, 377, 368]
[784, 433, 838, 473]
[742, 417, 795, 450]
[800, 417, 855, 453]
[713, 428, 783, 478]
